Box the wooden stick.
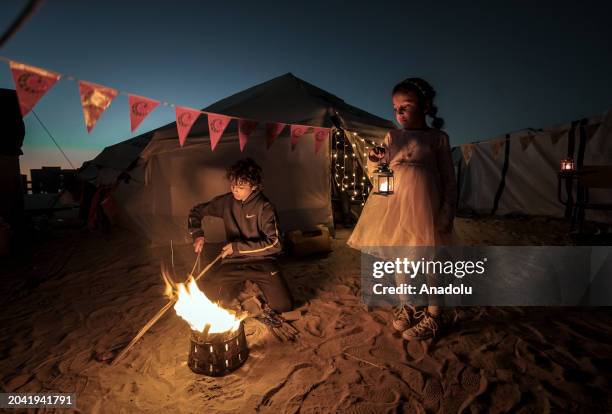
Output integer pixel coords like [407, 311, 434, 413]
[201, 323, 211, 342]
[111, 253, 222, 366]
[342, 351, 385, 369]
[192, 253, 219, 282]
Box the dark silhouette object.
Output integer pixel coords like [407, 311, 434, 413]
[0, 89, 25, 254]
[30, 166, 78, 194]
[558, 165, 612, 237]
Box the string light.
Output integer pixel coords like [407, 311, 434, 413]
[331, 127, 379, 207]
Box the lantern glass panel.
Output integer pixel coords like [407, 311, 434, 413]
[560, 158, 575, 172]
[373, 165, 394, 195]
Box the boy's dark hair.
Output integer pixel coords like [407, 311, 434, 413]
[226, 157, 263, 188]
[392, 77, 445, 130]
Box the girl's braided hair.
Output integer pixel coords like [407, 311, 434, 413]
[392, 77, 445, 130]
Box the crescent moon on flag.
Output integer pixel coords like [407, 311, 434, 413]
[211, 118, 225, 133]
[132, 101, 149, 117]
[18, 73, 47, 94]
[179, 112, 193, 128]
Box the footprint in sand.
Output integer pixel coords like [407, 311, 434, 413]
[304, 316, 322, 337]
[422, 377, 443, 411]
[44, 372, 89, 394]
[85, 307, 122, 331]
[315, 326, 378, 359]
[300, 381, 347, 413]
[459, 366, 481, 394]
[405, 338, 428, 361]
[257, 363, 323, 409]
[439, 383, 472, 414]
[4, 373, 34, 392]
[340, 401, 398, 413]
[489, 382, 521, 413]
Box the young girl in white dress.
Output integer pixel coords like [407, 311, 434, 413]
[348, 78, 457, 340]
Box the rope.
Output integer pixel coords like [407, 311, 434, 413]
[31, 110, 76, 169]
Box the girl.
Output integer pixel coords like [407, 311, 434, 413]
[348, 78, 457, 340]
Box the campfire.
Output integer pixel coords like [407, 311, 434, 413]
[163, 270, 248, 376]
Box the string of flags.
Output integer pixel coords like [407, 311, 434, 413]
[4, 58, 330, 153]
[460, 128, 581, 165]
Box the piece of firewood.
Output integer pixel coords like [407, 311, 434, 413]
[110, 253, 222, 366]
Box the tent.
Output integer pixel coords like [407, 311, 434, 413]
[81, 73, 394, 245]
[453, 109, 612, 223]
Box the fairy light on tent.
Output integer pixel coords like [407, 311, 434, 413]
[331, 128, 379, 206]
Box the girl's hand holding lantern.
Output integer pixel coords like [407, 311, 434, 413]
[368, 146, 386, 163]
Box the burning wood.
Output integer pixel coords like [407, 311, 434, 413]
[111, 254, 223, 366]
[162, 271, 241, 334]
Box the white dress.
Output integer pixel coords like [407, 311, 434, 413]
[347, 128, 457, 256]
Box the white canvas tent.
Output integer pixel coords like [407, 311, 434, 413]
[453, 109, 612, 223]
[81, 73, 394, 245]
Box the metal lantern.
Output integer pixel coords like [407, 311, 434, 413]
[372, 163, 394, 195]
[560, 158, 575, 173]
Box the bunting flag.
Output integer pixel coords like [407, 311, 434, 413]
[489, 139, 505, 160]
[10, 61, 61, 116]
[238, 119, 258, 152]
[265, 122, 285, 148]
[128, 94, 159, 132]
[208, 113, 232, 151]
[550, 130, 565, 146]
[519, 134, 535, 151]
[78, 81, 118, 133]
[461, 144, 475, 165]
[175, 106, 201, 147]
[4, 58, 368, 154]
[290, 125, 310, 151]
[313, 127, 330, 154]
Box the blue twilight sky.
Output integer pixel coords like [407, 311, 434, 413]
[0, 0, 611, 174]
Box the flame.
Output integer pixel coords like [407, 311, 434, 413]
[162, 267, 240, 333]
[379, 181, 388, 192]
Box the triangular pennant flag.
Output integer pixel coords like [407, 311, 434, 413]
[265, 122, 286, 149]
[519, 134, 535, 151]
[175, 106, 201, 147]
[550, 130, 565, 146]
[208, 113, 232, 151]
[489, 139, 505, 160]
[128, 94, 159, 132]
[313, 127, 330, 154]
[9, 61, 61, 116]
[78, 81, 118, 133]
[461, 144, 474, 165]
[290, 125, 310, 151]
[238, 119, 258, 152]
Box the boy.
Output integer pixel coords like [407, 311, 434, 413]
[188, 158, 293, 313]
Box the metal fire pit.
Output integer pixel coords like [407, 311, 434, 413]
[188, 322, 248, 376]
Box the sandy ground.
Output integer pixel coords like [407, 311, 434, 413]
[1, 216, 611, 413]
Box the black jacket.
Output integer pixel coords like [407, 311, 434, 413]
[188, 191, 282, 261]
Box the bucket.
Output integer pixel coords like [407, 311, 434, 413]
[188, 322, 248, 376]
